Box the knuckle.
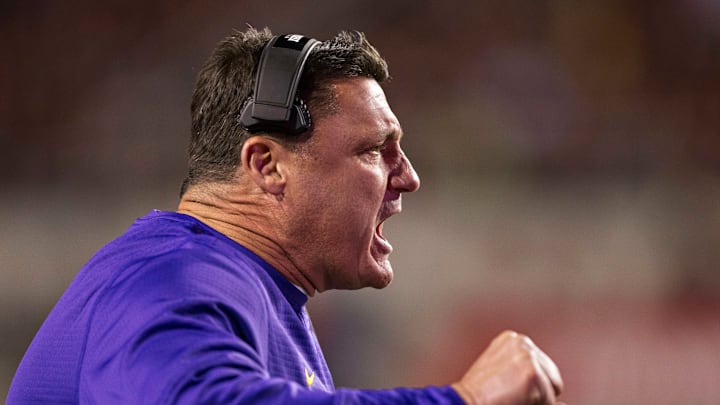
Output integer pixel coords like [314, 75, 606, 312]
[493, 330, 518, 346]
[500, 329, 518, 339]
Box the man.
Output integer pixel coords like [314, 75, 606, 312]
[8, 28, 564, 404]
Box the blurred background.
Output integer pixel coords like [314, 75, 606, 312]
[2, 0, 719, 403]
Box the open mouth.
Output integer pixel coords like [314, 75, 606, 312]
[376, 221, 385, 239]
[374, 220, 392, 253]
[374, 201, 401, 255]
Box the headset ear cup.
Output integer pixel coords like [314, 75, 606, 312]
[282, 99, 311, 134]
[294, 98, 312, 132]
[238, 98, 258, 130]
[239, 34, 319, 135]
[239, 97, 312, 135]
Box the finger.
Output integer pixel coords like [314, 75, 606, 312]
[530, 354, 557, 405]
[520, 335, 563, 397]
[534, 347, 564, 396]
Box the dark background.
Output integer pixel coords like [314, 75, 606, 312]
[2, 1, 719, 403]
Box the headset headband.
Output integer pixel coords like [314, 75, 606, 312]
[239, 34, 320, 134]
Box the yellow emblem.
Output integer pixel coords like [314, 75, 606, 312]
[304, 368, 315, 388]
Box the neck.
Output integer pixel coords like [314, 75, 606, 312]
[177, 184, 317, 296]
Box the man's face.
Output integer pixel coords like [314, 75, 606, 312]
[283, 77, 420, 292]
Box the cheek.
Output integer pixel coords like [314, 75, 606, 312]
[316, 176, 382, 246]
[300, 163, 388, 235]
[343, 175, 386, 218]
[354, 165, 388, 195]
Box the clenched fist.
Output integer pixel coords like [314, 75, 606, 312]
[452, 330, 564, 405]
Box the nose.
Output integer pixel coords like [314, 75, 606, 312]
[390, 150, 421, 193]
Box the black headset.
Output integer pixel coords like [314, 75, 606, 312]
[238, 34, 320, 135]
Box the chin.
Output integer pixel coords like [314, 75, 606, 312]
[363, 260, 394, 289]
[326, 257, 394, 291]
[368, 275, 393, 289]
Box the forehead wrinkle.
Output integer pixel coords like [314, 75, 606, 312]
[367, 93, 402, 142]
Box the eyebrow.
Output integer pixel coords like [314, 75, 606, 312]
[383, 127, 403, 142]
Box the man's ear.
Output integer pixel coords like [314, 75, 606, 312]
[240, 136, 288, 196]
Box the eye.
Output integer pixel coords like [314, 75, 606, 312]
[369, 144, 386, 153]
[364, 143, 386, 156]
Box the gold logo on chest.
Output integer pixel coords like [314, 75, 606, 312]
[304, 368, 315, 388]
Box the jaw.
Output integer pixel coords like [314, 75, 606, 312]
[319, 232, 395, 292]
[296, 198, 399, 292]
